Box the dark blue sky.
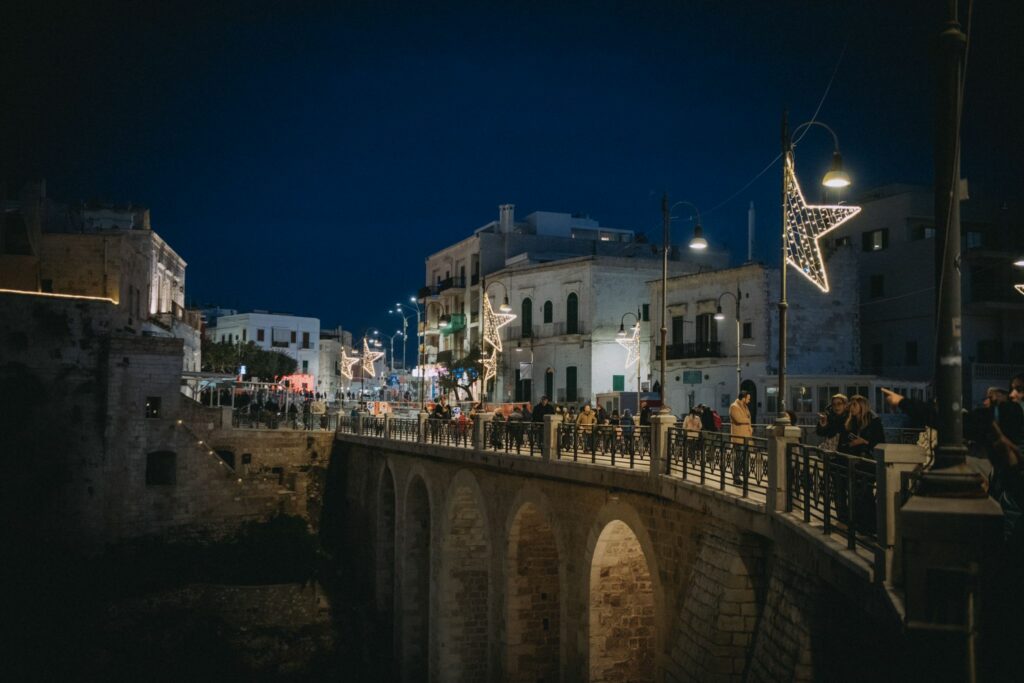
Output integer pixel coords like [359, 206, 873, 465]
[3, 1, 1021, 346]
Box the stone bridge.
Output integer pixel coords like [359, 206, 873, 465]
[331, 414, 922, 682]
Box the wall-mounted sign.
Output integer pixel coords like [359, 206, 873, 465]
[683, 370, 702, 385]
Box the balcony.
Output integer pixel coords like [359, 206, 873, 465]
[440, 313, 466, 335]
[418, 276, 466, 300]
[655, 341, 723, 360]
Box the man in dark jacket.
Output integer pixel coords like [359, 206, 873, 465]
[532, 395, 555, 422]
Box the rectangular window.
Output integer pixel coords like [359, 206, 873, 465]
[905, 341, 918, 366]
[869, 274, 885, 299]
[862, 228, 889, 252]
[257, 328, 265, 342]
[695, 313, 717, 345]
[742, 322, 753, 339]
[146, 451, 176, 486]
[910, 223, 935, 240]
[302, 331, 310, 349]
[641, 304, 650, 322]
[671, 316, 684, 343]
[272, 327, 289, 348]
[612, 375, 625, 392]
[145, 396, 161, 418]
[290, 331, 297, 344]
[302, 360, 309, 373]
[242, 328, 247, 341]
[835, 236, 851, 247]
[565, 366, 578, 402]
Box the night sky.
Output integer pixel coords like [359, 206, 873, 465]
[3, 1, 1022, 354]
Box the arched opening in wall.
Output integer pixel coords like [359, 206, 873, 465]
[377, 467, 397, 628]
[402, 476, 431, 682]
[438, 483, 490, 681]
[506, 502, 560, 683]
[589, 520, 655, 683]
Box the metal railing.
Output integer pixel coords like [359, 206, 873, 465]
[484, 420, 543, 456]
[337, 415, 359, 435]
[232, 408, 338, 431]
[785, 443, 880, 552]
[555, 424, 651, 469]
[665, 429, 768, 498]
[388, 417, 420, 442]
[361, 415, 387, 438]
[425, 417, 472, 448]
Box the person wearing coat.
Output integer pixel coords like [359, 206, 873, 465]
[729, 392, 753, 485]
[836, 395, 885, 533]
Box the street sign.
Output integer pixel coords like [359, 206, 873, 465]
[683, 370, 702, 385]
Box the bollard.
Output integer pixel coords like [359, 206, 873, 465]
[542, 414, 562, 461]
[766, 419, 802, 512]
[473, 412, 494, 451]
[649, 413, 676, 479]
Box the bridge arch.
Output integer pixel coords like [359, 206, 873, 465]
[401, 470, 433, 681]
[437, 469, 492, 681]
[585, 502, 662, 683]
[504, 487, 565, 682]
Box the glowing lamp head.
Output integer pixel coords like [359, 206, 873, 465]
[1014, 256, 1024, 267]
[822, 151, 851, 188]
[689, 224, 708, 250]
[714, 305, 725, 321]
[499, 296, 512, 314]
[617, 324, 627, 338]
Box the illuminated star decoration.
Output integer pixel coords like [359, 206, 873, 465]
[482, 295, 516, 354]
[615, 322, 641, 367]
[339, 348, 360, 380]
[1015, 284, 1024, 296]
[482, 350, 498, 385]
[361, 338, 384, 378]
[784, 153, 861, 292]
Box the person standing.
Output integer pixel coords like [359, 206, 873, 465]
[837, 395, 885, 533]
[532, 395, 555, 422]
[682, 408, 703, 434]
[729, 391, 753, 485]
[816, 393, 848, 451]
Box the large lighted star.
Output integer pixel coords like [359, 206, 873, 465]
[339, 348, 360, 380]
[361, 338, 384, 378]
[482, 349, 498, 384]
[482, 295, 516, 353]
[784, 153, 861, 292]
[615, 322, 641, 367]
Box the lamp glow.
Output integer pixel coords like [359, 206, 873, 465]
[689, 224, 708, 250]
[714, 306, 725, 321]
[822, 151, 851, 188]
[615, 322, 641, 367]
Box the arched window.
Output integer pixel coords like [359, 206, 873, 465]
[543, 301, 553, 324]
[566, 293, 579, 334]
[521, 298, 533, 337]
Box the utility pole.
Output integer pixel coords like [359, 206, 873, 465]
[932, 0, 967, 470]
[659, 193, 669, 412]
[777, 111, 790, 421]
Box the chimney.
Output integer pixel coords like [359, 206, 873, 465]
[747, 201, 755, 262]
[499, 204, 515, 233]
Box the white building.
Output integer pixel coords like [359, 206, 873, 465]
[650, 254, 928, 423]
[420, 204, 726, 397]
[209, 311, 320, 384]
[318, 326, 354, 401]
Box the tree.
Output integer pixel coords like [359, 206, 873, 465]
[201, 339, 297, 379]
[435, 344, 484, 402]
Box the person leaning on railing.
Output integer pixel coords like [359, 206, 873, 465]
[816, 393, 849, 451]
[836, 395, 885, 534]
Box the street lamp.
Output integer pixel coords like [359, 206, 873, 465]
[389, 303, 416, 371]
[384, 331, 404, 374]
[775, 114, 858, 422]
[714, 287, 742, 395]
[659, 195, 708, 413]
[616, 309, 643, 399]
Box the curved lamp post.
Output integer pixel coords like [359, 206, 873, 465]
[616, 309, 643, 396]
[714, 287, 742, 394]
[658, 196, 708, 413]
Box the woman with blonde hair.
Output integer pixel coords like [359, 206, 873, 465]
[835, 395, 885, 533]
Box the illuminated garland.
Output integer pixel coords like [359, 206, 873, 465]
[361, 338, 384, 378]
[784, 152, 861, 292]
[339, 348, 360, 380]
[482, 295, 516, 353]
[482, 349, 498, 384]
[615, 322, 641, 367]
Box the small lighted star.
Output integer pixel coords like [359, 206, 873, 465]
[482, 349, 498, 384]
[615, 322, 641, 367]
[361, 338, 384, 378]
[482, 295, 516, 353]
[339, 348, 360, 380]
[784, 153, 861, 293]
